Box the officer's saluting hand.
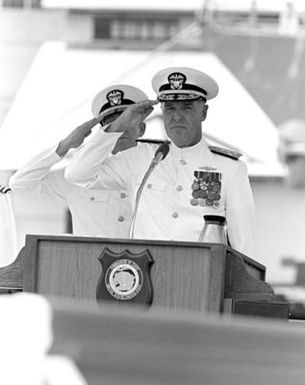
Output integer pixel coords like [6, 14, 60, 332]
[106, 100, 158, 134]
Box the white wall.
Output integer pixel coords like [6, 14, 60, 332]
[11, 190, 67, 255]
[0, 9, 91, 125]
[0, 9, 91, 42]
[251, 178, 305, 284]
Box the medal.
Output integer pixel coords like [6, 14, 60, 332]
[198, 198, 206, 207]
[190, 170, 222, 208]
[190, 198, 199, 206]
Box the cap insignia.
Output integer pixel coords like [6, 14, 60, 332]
[107, 90, 124, 106]
[168, 72, 186, 90]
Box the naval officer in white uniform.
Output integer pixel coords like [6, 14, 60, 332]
[5, 85, 148, 237]
[65, 67, 255, 257]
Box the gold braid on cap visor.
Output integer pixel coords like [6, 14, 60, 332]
[158, 94, 206, 102]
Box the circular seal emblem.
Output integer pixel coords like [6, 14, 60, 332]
[105, 259, 143, 300]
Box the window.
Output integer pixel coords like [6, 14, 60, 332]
[94, 19, 111, 39]
[2, 0, 24, 7]
[2, 0, 40, 8]
[94, 17, 178, 41]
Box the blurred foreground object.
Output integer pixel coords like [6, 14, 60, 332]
[278, 119, 305, 189]
[0, 293, 88, 385]
[0, 293, 52, 385]
[50, 297, 305, 385]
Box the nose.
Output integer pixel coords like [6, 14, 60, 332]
[173, 110, 182, 121]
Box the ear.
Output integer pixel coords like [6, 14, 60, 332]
[138, 122, 146, 137]
[201, 104, 209, 121]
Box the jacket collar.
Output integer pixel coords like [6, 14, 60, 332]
[171, 136, 212, 161]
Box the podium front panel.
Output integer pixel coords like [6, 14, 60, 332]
[22, 235, 229, 313]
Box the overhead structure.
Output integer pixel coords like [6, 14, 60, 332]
[0, 41, 281, 175]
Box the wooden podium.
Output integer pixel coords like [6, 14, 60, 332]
[0, 234, 288, 317]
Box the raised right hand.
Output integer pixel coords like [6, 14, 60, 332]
[106, 100, 158, 133]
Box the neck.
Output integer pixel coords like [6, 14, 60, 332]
[174, 136, 202, 149]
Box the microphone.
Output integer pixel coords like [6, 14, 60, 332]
[129, 142, 170, 239]
[152, 142, 170, 166]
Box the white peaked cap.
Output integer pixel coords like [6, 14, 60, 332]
[92, 84, 149, 119]
[152, 66, 219, 102]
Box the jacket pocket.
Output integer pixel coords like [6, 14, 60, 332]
[135, 178, 167, 217]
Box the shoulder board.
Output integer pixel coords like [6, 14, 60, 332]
[208, 146, 242, 160]
[136, 138, 171, 145]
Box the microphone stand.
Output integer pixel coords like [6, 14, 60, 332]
[129, 143, 169, 239]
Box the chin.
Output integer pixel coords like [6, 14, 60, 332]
[172, 140, 188, 148]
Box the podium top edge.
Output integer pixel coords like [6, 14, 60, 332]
[24, 233, 265, 272]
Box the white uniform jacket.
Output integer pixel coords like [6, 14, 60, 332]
[9, 142, 132, 238]
[65, 130, 256, 257]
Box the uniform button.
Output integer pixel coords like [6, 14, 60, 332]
[172, 212, 179, 218]
[118, 216, 125, 222]
[120, 192, 127, 199]
[176, 185, 183, 192]
[180, 159, 187, 165]
[147, 183, 152, 189]
[90, 196, 95, 201]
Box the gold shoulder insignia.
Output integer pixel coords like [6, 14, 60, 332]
[209, 146, 242, 160]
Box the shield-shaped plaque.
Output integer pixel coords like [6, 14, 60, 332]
[96, 247, 154, 305]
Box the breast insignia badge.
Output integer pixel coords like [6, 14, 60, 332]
[96, 247, 154, 305]
[190, 171, 222, 208]
[198, 166, 217, 171]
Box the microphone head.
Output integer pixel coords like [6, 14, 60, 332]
[155, 142, 170, 160]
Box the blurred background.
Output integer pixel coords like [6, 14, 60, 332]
[1, 0, 305, 303]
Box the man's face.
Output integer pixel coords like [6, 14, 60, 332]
[161, 99, 208, 148]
